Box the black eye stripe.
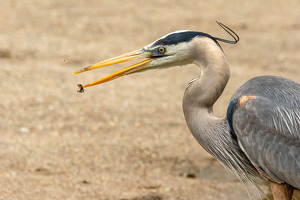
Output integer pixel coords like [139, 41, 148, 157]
[152, 31, 209, 46]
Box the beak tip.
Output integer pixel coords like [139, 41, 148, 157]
[73, 66, 92, 75]
[73, 70, 82, 75]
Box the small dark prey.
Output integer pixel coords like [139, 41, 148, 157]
[77, 84, 84, 93]
[73, 22, 300, 200]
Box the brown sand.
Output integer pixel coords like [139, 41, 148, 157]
[1, 0, 300, 199]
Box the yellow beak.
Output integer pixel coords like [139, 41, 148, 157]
[73, 49, 152, 93]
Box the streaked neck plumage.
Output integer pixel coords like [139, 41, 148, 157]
[182, 37, 262, 199]
[183, 37, 230, 141]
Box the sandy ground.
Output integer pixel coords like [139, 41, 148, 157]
[1, 0, 300, 199]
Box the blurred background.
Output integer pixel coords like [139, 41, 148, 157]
[1, 0, 300, 199]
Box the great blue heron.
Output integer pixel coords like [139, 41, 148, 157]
[74, 22, 300, 200]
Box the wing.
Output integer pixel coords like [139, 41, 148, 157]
[227, 76, 300, 188]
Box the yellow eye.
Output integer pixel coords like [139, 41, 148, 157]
[158, 46, 166, 54]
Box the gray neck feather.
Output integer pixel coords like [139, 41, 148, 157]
[182, 38, 265, 199]
[183, 37, 230, 142]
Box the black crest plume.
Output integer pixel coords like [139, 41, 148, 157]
[213, 21, 239, 44]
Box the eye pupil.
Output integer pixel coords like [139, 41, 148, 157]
[159, 47, 166, 54]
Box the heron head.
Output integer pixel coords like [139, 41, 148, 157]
[73, 22, 238, 92]
[142, 30, 203, 69]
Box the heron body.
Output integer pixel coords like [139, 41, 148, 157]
[229, 76, 300, 182]
[74, 22, 300, 200]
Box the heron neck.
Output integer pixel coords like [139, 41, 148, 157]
[181, 39, 262, 194]
[182, 38, 230, 141]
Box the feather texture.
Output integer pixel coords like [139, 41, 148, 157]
[228, 76, 300, 188]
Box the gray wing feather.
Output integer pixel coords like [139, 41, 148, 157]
[230, 76, 300, 188]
